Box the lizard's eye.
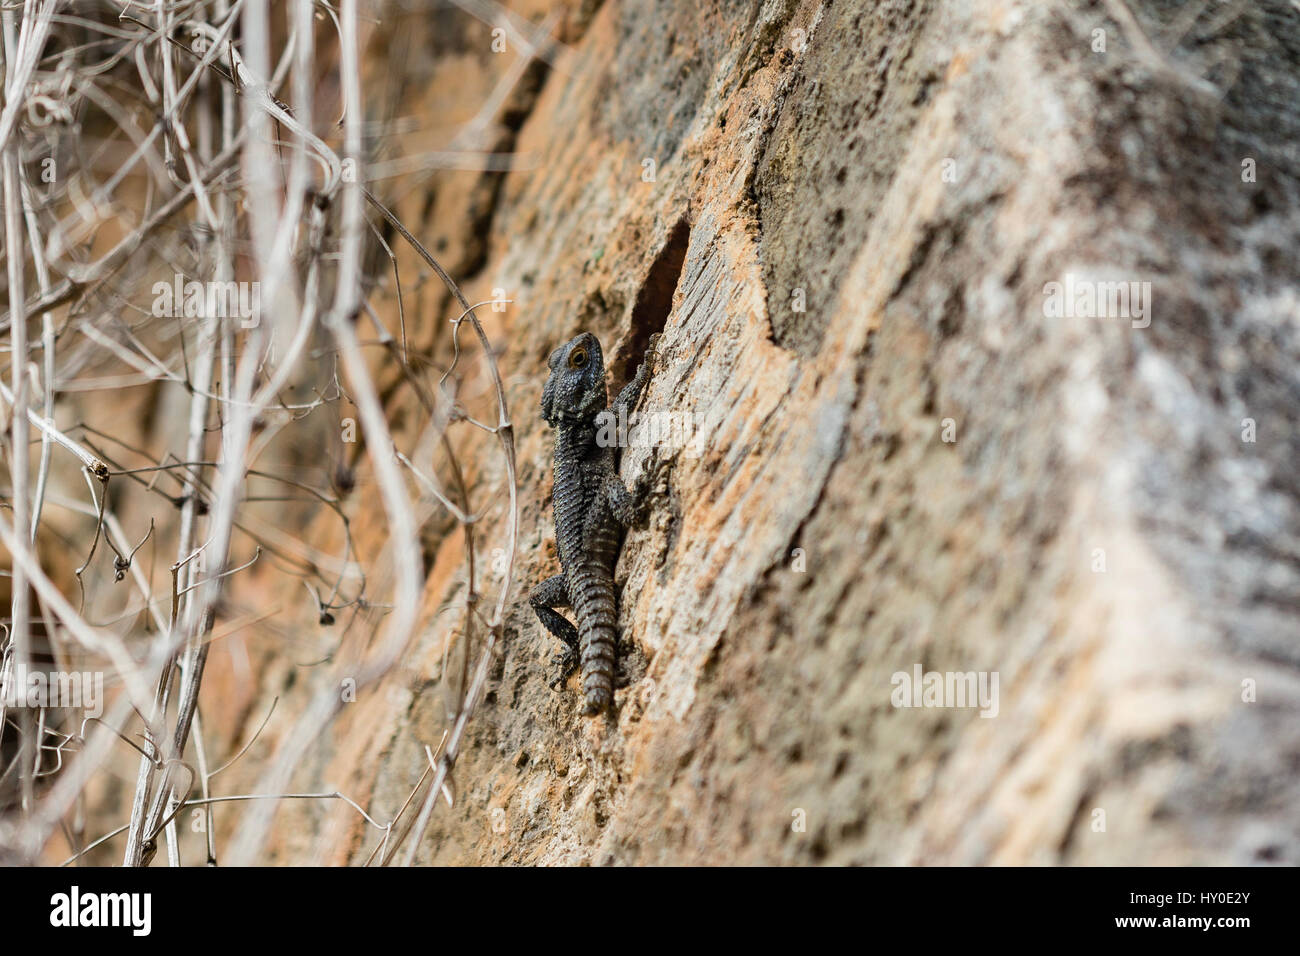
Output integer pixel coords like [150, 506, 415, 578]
[567, 347, 589, 370]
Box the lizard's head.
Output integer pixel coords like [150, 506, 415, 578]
[541, 331, 605, 426]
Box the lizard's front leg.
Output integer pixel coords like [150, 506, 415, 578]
[611, 333, 661, 420]
[602, 471, 649, 527]
[597, 450, 674, 529]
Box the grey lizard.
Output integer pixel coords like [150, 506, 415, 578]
[530, 330, 663, 714]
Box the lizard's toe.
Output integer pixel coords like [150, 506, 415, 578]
[646, 455, 674, 503]
[548, 650, 579, 690]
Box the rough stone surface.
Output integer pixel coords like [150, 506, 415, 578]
[187, 0, 1300, 865]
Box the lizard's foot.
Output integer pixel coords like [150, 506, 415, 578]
[624, 454, 673, 528]
[636, 455, 674, 521]
[614, 660, 632, 690]
[650, 454, 673, 494]
[614, 638, 646, 689]
[548, 649, 579, 690]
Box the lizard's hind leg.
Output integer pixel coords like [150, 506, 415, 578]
[529, 574, 580, 689]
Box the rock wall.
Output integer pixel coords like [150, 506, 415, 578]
[198, 0, 1300, 865]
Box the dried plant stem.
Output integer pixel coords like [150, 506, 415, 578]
[3, 2, 34, 815]
[1, 0, 522, 867]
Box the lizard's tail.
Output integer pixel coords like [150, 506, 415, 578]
[580, 623, 616, 714]
[572, 561, 618, 714]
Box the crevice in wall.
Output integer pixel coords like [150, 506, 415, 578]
[612, 218, 691, 392]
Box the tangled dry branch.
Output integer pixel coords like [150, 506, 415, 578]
[0, 0, 518, 866]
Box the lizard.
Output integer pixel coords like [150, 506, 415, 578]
[530, 330, 663, 715]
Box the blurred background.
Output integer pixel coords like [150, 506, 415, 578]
[2, 0, 1298, 865]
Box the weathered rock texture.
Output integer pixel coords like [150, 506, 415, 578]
[197, 0, 1300, 864]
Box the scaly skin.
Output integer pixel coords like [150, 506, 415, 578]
[530, 331, 661, 714]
